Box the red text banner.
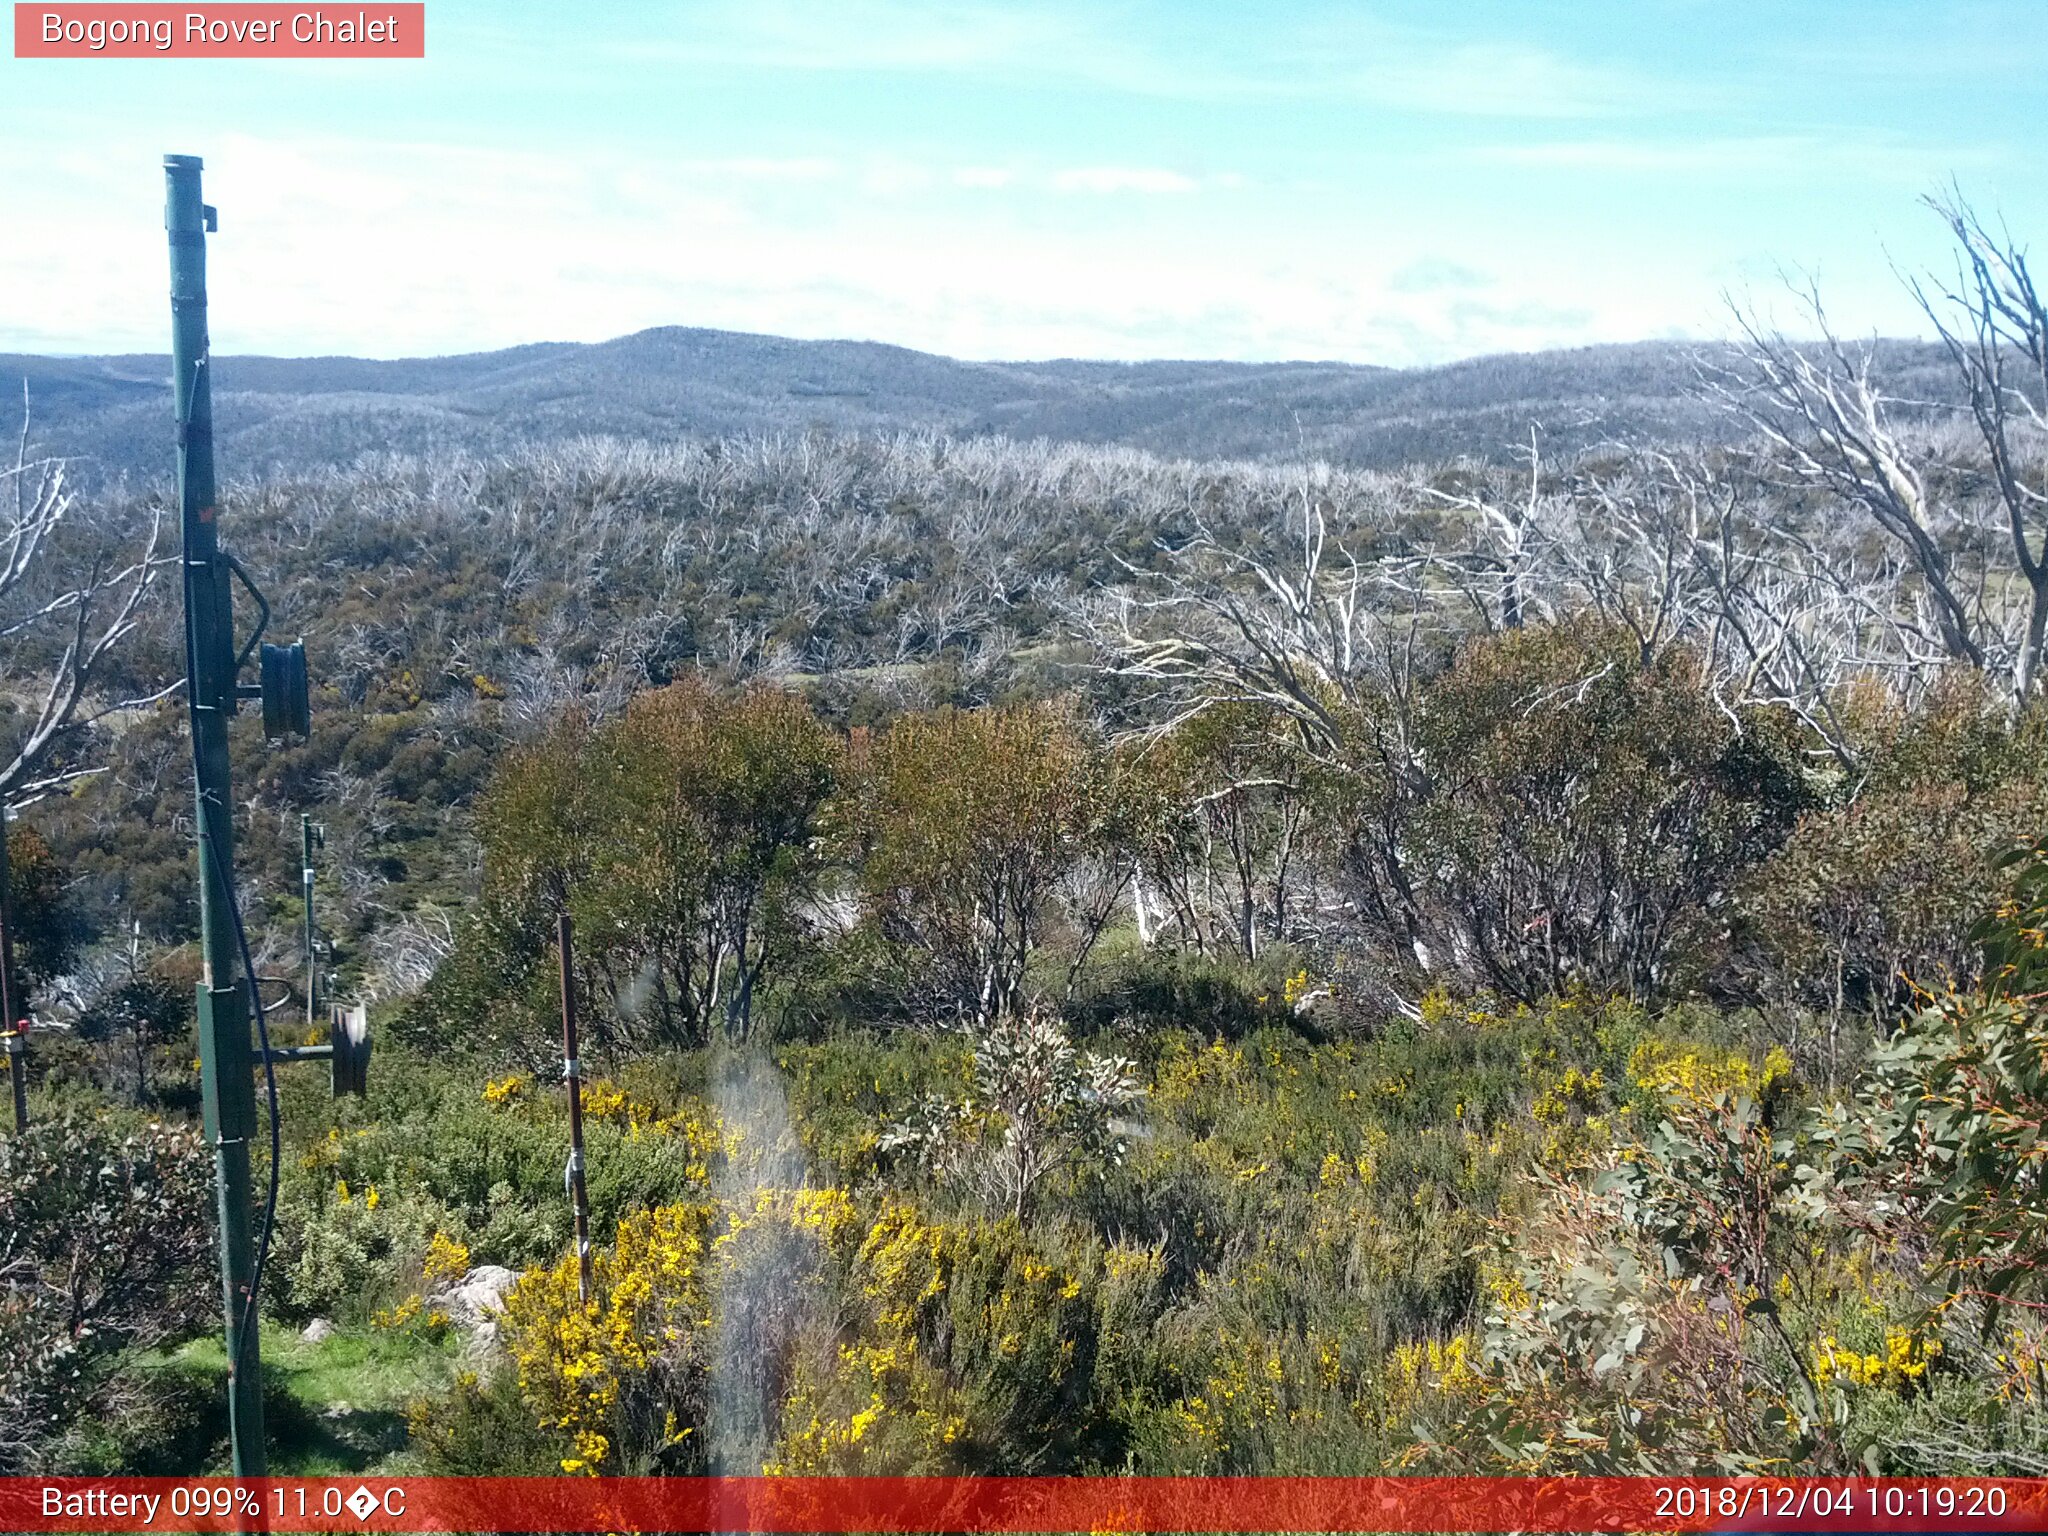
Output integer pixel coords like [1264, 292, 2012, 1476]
[14, 4, 423, 57]
[1, 1476, 2043, 1533]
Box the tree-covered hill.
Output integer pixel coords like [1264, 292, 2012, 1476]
[3, 327, 1964, 486]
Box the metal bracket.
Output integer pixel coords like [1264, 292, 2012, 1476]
[224, 552, 271, 673]
[263, 1044, 332, 1065]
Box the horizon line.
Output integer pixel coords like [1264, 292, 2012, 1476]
[1, 321, 1931, 375]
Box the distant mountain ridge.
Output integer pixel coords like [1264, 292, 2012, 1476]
[0, 325, 1956, 483]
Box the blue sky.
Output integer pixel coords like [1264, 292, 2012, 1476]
[3, 0, 2042, 363]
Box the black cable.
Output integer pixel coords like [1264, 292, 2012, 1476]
[199, 814, 282, 1388]
[178, 358, 281, 1394]
[175, 366, 280, 1392]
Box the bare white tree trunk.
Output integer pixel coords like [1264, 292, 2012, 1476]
[0, 389, 174, 807]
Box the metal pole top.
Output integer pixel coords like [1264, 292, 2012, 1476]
[165, 160, 215, 237]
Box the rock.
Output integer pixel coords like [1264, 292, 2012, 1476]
[458, 1316, 503, 1365]
[430, 1264, 518, 1330]
[300, 1317, 336, 1343]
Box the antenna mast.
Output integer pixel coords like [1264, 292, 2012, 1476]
[166, 151, 270, 1476]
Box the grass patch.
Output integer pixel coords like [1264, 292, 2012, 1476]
[104, 1321, 463, 1474]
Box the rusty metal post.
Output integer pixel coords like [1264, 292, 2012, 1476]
[301, 815, 319, 1032]
[558, 911, 594, 1304]
[4, 1029, 24, 1134]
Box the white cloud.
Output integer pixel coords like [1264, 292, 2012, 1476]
[1470, 134, 2010, 182]
[855, 160, 939, 195]
[1048, 166, 1200, 195]
[0, 129, 1935, 367]
[1389, 258, 1492, 294]
[687, 156, 842, 184]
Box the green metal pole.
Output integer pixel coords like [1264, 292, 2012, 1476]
[166, 153, 267, 1476]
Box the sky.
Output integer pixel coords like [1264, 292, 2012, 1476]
[2, 0, 2043, 365]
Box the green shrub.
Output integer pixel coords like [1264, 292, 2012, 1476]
[1403, 620, 1813, 1003]
[413, 679, 841, 1054]
[1725, 679, 2048, 1038]
[0, 1112, 213, 1471]
[881, 1007, 1141, 1219]
[269, 1046, 728, 1319]
[405, 1368, 565, 1475]
[1823, 832, 2048, 1324]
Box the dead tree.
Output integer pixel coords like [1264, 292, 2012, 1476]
[1078, 468, 1451, 989]
[1416, 430, 1561, 635]
[1911, 190, 2048, 704]
[1712, 194, 2047, 712]
[0, 391, 171, 807]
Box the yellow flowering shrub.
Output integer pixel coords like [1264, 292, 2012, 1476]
[1811, 1328, 1941, 1392]
[500, 1201, 719, 1474]
[1382, 1335, 1485, 1435]
[770, 1200, 1100, 1473]
[424, 1230, 471, 1286]
[402, 979, 2042, 1479]
[1628, 1038, 1794, 1107]
[498, 1187, 861, 1476]
[1989, 1322, 2048, 1403]
[580, 1080, 629, 1120]
[1532, 1066, 1606, 1123]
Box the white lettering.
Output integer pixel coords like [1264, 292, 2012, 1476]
[285, 12, 405, 44]
[181, 14, 275, 43]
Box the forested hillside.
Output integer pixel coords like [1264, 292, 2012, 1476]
[4, 201, 2047, 1481]
[5, 328, 1967, 483]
